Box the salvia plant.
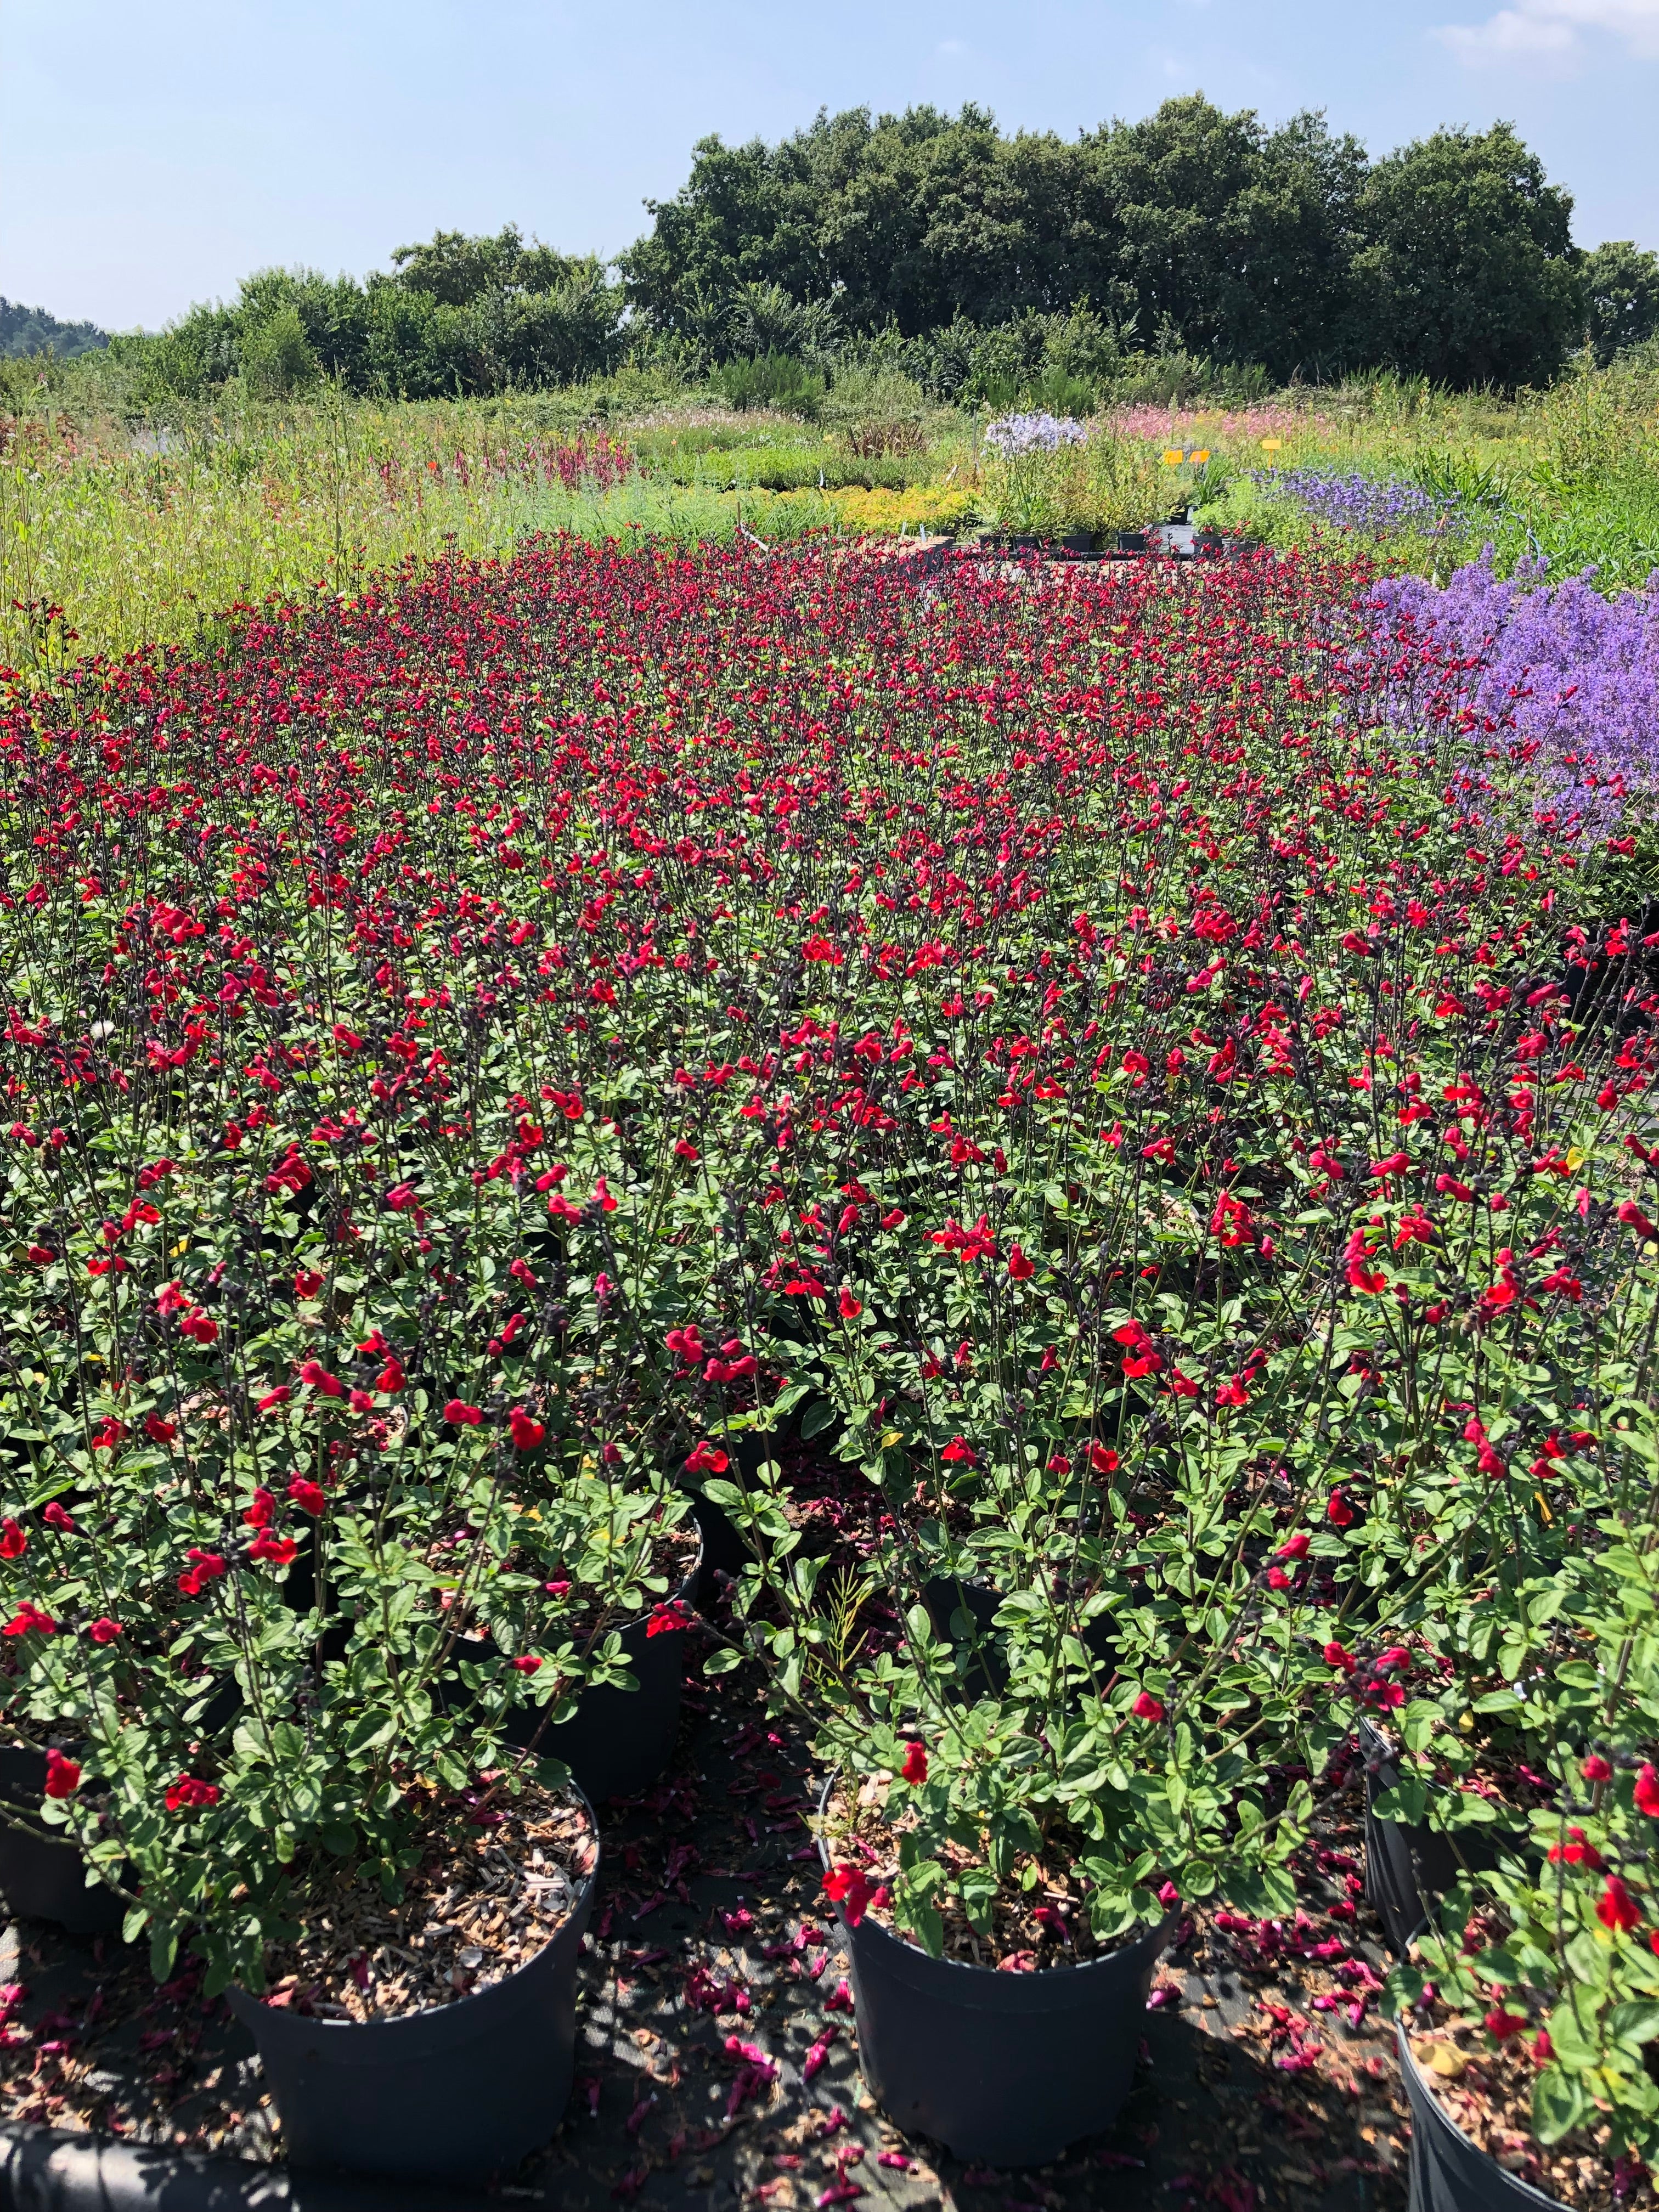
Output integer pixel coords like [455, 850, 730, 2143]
[0, 536, 1655, 2182]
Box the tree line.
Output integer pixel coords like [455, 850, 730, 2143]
[82, 97, 1659, 404]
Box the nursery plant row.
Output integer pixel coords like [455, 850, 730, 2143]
[0, 539, 1656, 2205]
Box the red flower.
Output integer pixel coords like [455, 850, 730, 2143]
[377, 1358, 405, 1393]
[1634, 1765, 1659, 1817]
[509, 1407, 545, 1449]
[256, 1386, 291, 1412]
[1582, 1754, 1613, 1783]
[242, 1486, 275, 1528]
[511, 1654, 543, 1674]
[838, 1288, 863, 1319]
[1132, 1690, 1166, 1722]
[1617, 1201, 1659, 1244]
[299, 1359, 343, 1399]
[86, 1617, 122, 1644]
[1276, 1532, 1310, 1560]
[43, 1749, 81, 1799]
[1324, 1641, 1356, 1673]
[1007, 1243, 1035, 1282]
[165, 1774, 220, 1814]
[1327, 1490, 1356, 1527]
[822, 1864, 877, 1927]
[177, 1548, 227, 1597]
[180, 1310, 218, 1345]
[0, 1519, 25, 1560]
[1598, 1875, 1642, 1934]
[940, 1436, 978, 1466]
[686, 1442, 729, 1475]
[1088, 1443, 1119, 1474]
[144, 1412, 178, 1442]
[294, 1267, 325, 1297]
[90, 1418, 127, 1451]
[444, 1399, 483, 1426]
[2, 1602, 54, 1638]
[286, 1476, 327, 1517]
[1485, 2006, 1528, 2040]
[250, 1531, 298, 1568]
[900, 1741, 928, 1786]
[646, 1600, 694, 1638]
[1548, 1826, 1604, 1870]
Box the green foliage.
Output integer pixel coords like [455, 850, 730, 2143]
[0, 298, 109, 362]
[1581, 240, 1659, 368]
[620, 95, 1595, 391]
[1348, 125, 1582, 389]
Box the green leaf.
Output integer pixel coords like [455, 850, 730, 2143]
[1533, 2066, 1592, 2142]
[703, 1646, 743, 1676]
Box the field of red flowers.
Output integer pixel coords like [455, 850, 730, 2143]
[2, 539, 1658, 2203]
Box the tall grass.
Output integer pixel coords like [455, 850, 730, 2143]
[0, 393, 854, 672]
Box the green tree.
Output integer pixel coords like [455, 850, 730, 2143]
[389, 223, 590, 305]
[1084, 97, 1366, 378]
[1581, 239, 1659, 366]
[1348, 123, 1582, 388]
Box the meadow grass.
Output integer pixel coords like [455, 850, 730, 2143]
[4, 351, 1658, 675]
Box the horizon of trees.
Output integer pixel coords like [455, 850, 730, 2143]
[26, 97, 1659, 403]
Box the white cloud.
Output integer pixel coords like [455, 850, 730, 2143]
[1436, 0, 1659, 61]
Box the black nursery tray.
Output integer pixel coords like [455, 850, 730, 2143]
[0, 1636, 1412, 2212]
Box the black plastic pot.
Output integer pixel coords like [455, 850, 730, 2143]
[0, 2119, 499, 2209]
[505, 1529, 701, 1803]
[816, 1779, 1173, 2164]
[225, 1791, 599, 2182]
[1396, 2021, 1567, 2212]
[0, 1747, 124, 1937]
[1359, 1720, 1526, 1955]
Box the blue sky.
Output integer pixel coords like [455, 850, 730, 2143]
[7, 0, 1658, 330]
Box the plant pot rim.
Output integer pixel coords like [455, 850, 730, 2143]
[228, 1781, 600, 2044]
[1395, 2018, 1570, 2211]
[813, 1771, 1173, 1983]
[0, 2118, 498, 2208]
